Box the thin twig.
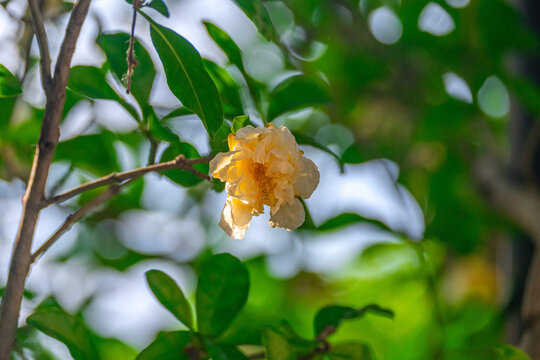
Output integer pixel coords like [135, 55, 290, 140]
[125, 0, 141, 94]
[42, 154, 213, 207]
[27, 0, 52, 93]
[30, 181, 130, 263]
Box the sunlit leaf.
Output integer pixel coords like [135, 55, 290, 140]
[142, 13, 223, 138]
[96, 337, 138, 360]
[146, 269, 193, 329]
[196, 253, 250, 337]
[136, 331, 192, 360]
[232, 115, 252, 134]
[27, 309, 100, 360]
[0, 64, 22, 98]
[268, 75, 330, 120]
[314, 304, 394, 336]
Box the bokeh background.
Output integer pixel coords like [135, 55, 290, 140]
[0, 0, 538, 358]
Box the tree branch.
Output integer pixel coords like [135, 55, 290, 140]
[27, 0, 52, 93]
[42, 154, 213, 207]
[31, 182, 126, 263]
[0, 0, 91, 357]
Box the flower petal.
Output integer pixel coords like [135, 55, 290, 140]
[209, 152, 235, 180]
[268, 198, 305, 230]
[219, 197, 253, 240]
[294, 157, 320, 199]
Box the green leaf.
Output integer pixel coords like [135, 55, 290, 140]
[314, 304, 394, 336]
[148, 111, 180, 143]
[97, 33, 156, 109]
[27, 309, 100, 360]
[54, 132, 119, 176]
[196, 253, 250, 338]
[0, 64, 22, 98]
[231, 0, 275, 41]
[142, 13, 223, 139]
[204, 340, 249, 360]
[203, 22, 244, 70]
[261, 328, 295, 360]
[291, 131, 343, 172]
[146, 0, 169, 17]
[232, 115, 252, 134]
[162, 107, 194, 121]
[492, 345, 531, 360]
[146, 269, 193, 329]
[160, 142, 208, 187]
[68, 66, 119, 100]
[268, 75, 330, 120]
[136, 331, 192, 360]
[95, 337, 138, 360]
[203, 59, 244, 118]
[317, 213, 393, 233]
[211, 122, 232, 154]
[328, 342, 375, 360]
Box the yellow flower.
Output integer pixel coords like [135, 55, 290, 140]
[210, 124, 320, 239]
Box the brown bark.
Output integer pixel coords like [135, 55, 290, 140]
[0, 1, 91, 357]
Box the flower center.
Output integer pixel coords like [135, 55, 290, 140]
[251, 162, 273, 200]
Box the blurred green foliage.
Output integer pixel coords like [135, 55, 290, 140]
[1, 0, 538, 358]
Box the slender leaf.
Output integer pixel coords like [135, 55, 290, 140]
[231, 0, 275, 40]
[196, 253, 250, 337]
[146, 269, 193, 329]
[68, 66, 119, 100]
[203, 22, 244, 70]
[142, 13, 223, 138]
[314, 304, 394, 336]
[148, 111, 180, 143]
[317, 213, 393, 233]
[136, 331, 192, 360]
[203, 59, 244, 118]
[0, 64, 22, 97]
[268, 75, 330, 120]
[27, 309, 100, 360]
[162, 107, 194, 121]
[146, 0, 169, 17]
